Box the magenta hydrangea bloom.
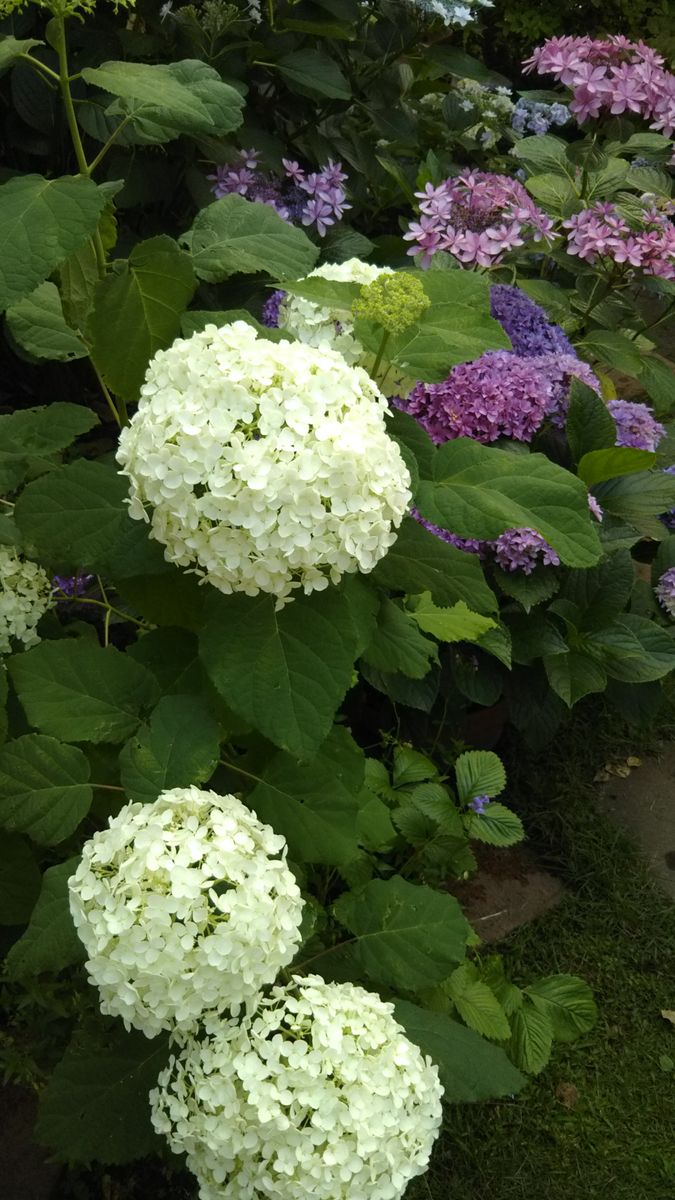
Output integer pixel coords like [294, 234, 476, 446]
[655, 566, 675, 618]
[490, 285, 575, 358]
[404, 171, 555, 268]
[208, 151, 350, 237]
[524, 35, 675, 135]
[564, 200, 675, 280]
[607, 399, 665, 451]
[493, 528, 560, 574]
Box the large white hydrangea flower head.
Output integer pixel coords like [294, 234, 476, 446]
[150, 974, 443, 1200]
[0, 547, 54, 654]
[116, 322, 410, 604]
[277, 258, 393, 363]
[68, 786, 304, 1038]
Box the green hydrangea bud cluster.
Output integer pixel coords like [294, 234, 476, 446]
[0, 0, 133, 17]
[352, 273, 430, 335]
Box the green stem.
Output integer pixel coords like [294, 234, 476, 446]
[220, 757, 263, 786]
[18, 53, 60, 84]
[54, 17, 90, 177]
[55, 588, 148, 630]
[579, 132, 598, 202]
[90, 360, 126, 427]
[87, 114, 134, 175]
[371, 328, 390, 379]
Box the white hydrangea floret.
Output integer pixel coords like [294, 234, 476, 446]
[277, 258, 393, 363]
[0, 547, 54, 655]
[68, 786, 304, 1038]
[150, 974, 443, 1200]
[115, 322, 411, 604]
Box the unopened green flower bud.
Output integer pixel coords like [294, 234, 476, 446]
[352, 273, 430, 334]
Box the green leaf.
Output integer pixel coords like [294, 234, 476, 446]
[126, 628, 205, 696]
[448, 963, 511, 1041]
[394, 1000, 526, 1100]
[587, 613, 675, 683]
[640, 356, 675, 411]
[6, 281, 87, 361]
[0, 403, 98, 497]
[410, 782, 463, 836]
[333, 876, 469, 991]
[361, 598, 437, 679]
[392, 745, 437, 787]
[14, 459, 128, 571]
[361, 662, 440, 713]
[454, 750, 506, 804]
[526, 974, 597, 1042]
[36, 1024, 169, 1164]
[408, 594, 496, 644]
[594, 470, 675, 524]
[512, 134, 573, 176]
[578, 329, 644, 377]
[58, 240, 99, 332]
[200, 587, 374, 758]
[356, 794, 397, 852]
[180, 308, 294, 341]
[465, 802, 524, 847]
[585, 157, 630, 200]
[0, 833, 41, 925]
[248, 727, 364, 865]
[509, 1000, 553, 1074]
[577, 446, 655, 487]
[275, 49, 351, 99]
[119, 695, 220, 804]
[371, 517, 497, 614]
[0, 663, 7, 746]
[560, 550, 634, 632]
[87, 235, 196, 401]
[565, 377, 616, 461]
[0, 734, 92, 844]
[185, 195, 319, 283]
[5, 859, 84, 979]
[525, 173, 579, 217]
[81, 59, 243, 139]
[417, 439, 602, 568]
[494, 565, 560, 612]
[0, 174, 107, 312]
[9, 640, 159, 744]
[0, 35, 43, 73]
[544, 649, 607, 707]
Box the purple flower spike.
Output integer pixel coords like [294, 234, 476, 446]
[470, 794, 490, 814]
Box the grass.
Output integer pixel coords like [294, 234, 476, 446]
[411, 698, 675, 1200]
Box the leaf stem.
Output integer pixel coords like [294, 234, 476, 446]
[89, 359, 124, 427]
[54, 589, 149, 630]
[53, 17, 90, 177]
[371, 328, 390, 379]
[220, 757, 263, 786]
[18, 52, 60, 84]
[87, 114, 134, 175]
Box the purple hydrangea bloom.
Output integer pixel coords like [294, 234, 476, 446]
[411, 507, 485, 555]
[607, 399, 665, 451]
[493, 528, 560, 574]
[262, 289, 286, 328]
[470, 794, 490, 814]
[659, 465, 675, 530]
[655, 566, 675, 617]
[53, 573, 95, 597]
[532, 352, 601, 425]
[490, 284, 575, 358]
[207, 150, 350, 238]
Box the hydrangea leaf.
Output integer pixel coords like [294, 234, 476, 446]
[6, 281, 88, 362]
[394, 999, 527, 1100]
[512, 133, 573, 178]
[361, 599, 438, 680]
[493, 565, 560, 612]
[0, 403, 99, 498]
[0, 174, 107, 312]
[126, 628, 206, 696]
[544, 648, 607, 707]
[0, 35, 43, 71]
[275, 49, 351, 99]
[35, 1025, 170, 1164]
[454, 750, 506, 804]
[371, 517, 498, 614]
[200, 587, 374, 758]
[86, 235, 197, 400]
[560, 549, 634, 632]
[361, 661, 440, 712]
[14, 459, 129, 571]
[587, 613, 675, 683]
[525, 173, 579, 217]
[81, 59, 244, 139]
[408, 593, 496, 644]
[417, 438, 602, 568]
[332, 876, 470, 991]
[5, 859, 84, 979]
[577, 447, 655, 487]
[0, 734, 92, 844]
[9, 640, 160, 744]
[119, 695, 220, 804]
[180, 308, 294, 342]
[248, 727, 365, 865]
[578, 329, 644, 378]
[0, 664, 7, 746]
[185, 194, 319, 283]
[594, 470, 675, 524]
[526, 974, 597, 1042]
[0, 834, 41, 925]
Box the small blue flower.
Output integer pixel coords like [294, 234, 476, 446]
[470, 794, 490, 815]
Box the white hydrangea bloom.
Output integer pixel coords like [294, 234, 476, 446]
[277, 258, 393, 363]
[68, 786, 304, 1038]
[151, 974, 443, 1200]
[0, 547, 54, 655]
[116, 322, 410, 605]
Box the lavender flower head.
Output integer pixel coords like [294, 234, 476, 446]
[208, 150, 350, 238]
[52, 573, 95, 597]
[489, 284, 575, 358]
[607, 399, 665, 451]
[262, 289, 286, 328]
[493, 528, 560, 574]
[470, 794, 490, 814]
[655, 566, 675, 618]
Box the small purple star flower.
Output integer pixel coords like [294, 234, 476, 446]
[470, 794, 491, 814]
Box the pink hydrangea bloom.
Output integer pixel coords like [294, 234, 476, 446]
[563, 200, 675, 280]
[404, 171, 555, 268]
[208, 150, 350, 237]
[524, 35, 675, 136]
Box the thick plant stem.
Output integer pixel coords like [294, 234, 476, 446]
[54, 17, 89, 177]
[371, 329, 390, 379]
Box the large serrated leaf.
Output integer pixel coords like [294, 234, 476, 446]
[361, 598, 437, 679]
[466, 802, 524, 847]
[509, 1000, 553, 1075]
[526, 974, 597, 1042]
[9, 641, 159, 745]
[87, 235, 196, 400]
[276, 49, 351, 98]
[372, 517, 497, 613]
[394, 999, 526, 1100]
[5, 859, 84, 979]
[119, 695, 220, 804]
[409, 593, 495, 643]
[0, 734, 92, 844]
[448, 963, 511, 1041]
[185, 194, 319, 283]
[14, 459, 129, 571]
[0, 175, 107, 312]
[36, 1025, 170, 1164]
[454, 750, 506, 804]
[81, 59, 243, 139]
[6, 281, 88, 361]
[0, 403, 98, 498]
